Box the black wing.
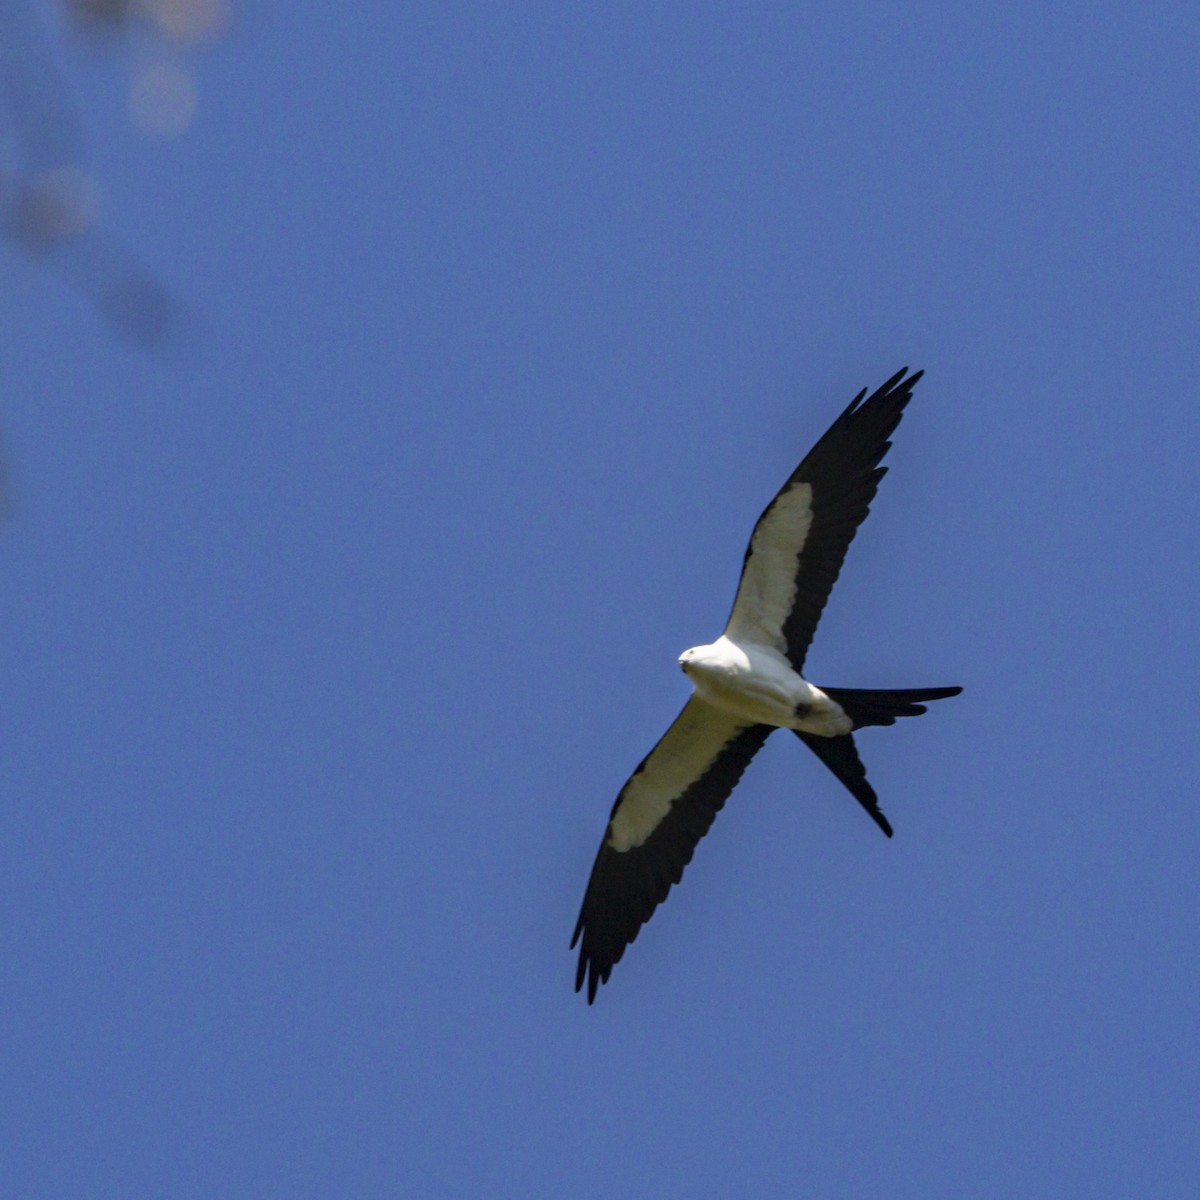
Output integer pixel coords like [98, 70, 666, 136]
[572, 699, 771, 1003]
[725, 367, 922, 671]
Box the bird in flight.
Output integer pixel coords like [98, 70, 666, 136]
[571, 367, 962, 1002]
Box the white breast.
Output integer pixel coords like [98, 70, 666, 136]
[681, 635, 851, 735]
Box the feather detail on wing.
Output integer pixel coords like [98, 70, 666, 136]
[571, 699, 771, 1002]
[725, 367, 923, 670]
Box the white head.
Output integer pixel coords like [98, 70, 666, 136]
[678, 637, 745, 681]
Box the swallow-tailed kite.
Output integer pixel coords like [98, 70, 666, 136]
[571, 367, 961, 1002]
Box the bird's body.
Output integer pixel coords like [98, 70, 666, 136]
[679, 637, 852, 736]
[572, 368, 962, 1002]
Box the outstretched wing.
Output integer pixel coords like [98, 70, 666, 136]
[724, 367, 923, 671]
[572, 699, 771, 1003]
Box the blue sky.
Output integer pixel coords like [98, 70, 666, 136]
[2, 2, 1198, 1195]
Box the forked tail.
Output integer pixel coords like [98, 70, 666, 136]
[821, 686, 962, 729]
